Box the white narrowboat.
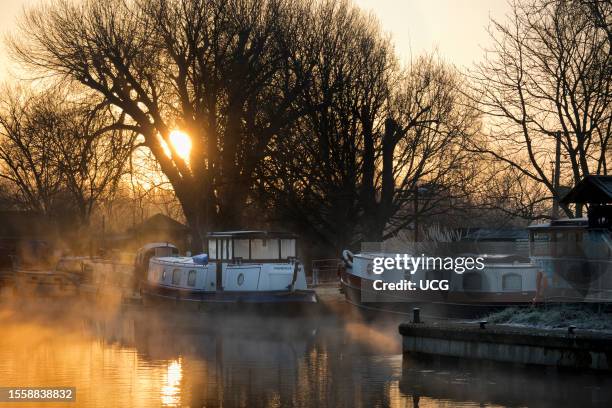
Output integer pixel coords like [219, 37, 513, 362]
[137, 231, 317, 308]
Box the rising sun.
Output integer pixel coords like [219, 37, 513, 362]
[168, 129, 192, 161]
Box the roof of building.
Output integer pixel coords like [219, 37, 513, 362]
[132, 213, 189, 234]
[461, 228, 528, 242]
[560, 175, 612, 204]
[527, 218, 589, 230]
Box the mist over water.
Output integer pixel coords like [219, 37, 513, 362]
[0, 297, 610, 408]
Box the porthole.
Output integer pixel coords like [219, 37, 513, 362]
[237, 273, 245, 286]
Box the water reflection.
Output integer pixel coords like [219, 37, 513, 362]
[0, 300, 610, 407]
[161, 359, 182, 406]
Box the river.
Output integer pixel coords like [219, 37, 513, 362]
[0, 299, 610, 407]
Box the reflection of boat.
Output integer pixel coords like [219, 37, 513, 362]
[138, 231, 317, 310]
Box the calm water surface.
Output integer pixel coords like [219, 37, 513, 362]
[0, 298, 610, 407]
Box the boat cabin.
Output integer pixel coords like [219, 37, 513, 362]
[207, 231, 297, 263]
[529, 175, 612, 259]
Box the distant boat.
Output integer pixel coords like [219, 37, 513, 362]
[137, 231, 317, 310]
[55, 255, 135, 302]
[340, 217, 612, 318]
[10, 239, 79, 298]
[341, 176, 612, 317]
[339, 249, 539, 318]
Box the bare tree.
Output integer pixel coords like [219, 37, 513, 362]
[259, 10, 480, 253]
[0, 89, 65, 215]
[0, 87, 135, 226]
[470, 0, 611, 218]
[51, 100, 137, 225]
[11, 0, 319, 249]
[258, 0, 394, 250]
[367, 56, 480, 241]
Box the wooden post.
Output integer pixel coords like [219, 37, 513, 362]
[552, 132, 561, 219]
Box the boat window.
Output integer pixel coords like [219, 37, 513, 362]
[502, 273, 522, 291]
[531, 232, 551, 256]
[280, 239, 296, 258]
[226, 239, 233, 259]
[251, 238, 279, 260]
[553, 231, 585, 257]
[209, 239, 217, 259]
[215, 239, 232, 260]
[187, 270, 196, 287]
[161, 269, 167, 282]
[234, 239, 250, 258]
[172, 269, 181, 285]
[462, 272, 482, 291]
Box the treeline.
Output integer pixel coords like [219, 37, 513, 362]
[0, 0, 610, 254]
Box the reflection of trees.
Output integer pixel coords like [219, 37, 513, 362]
[128, 314, 398, 407]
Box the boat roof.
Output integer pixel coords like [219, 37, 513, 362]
[528, 218, 588, 230]
[152, 256, 197, 265]
[139, 242, 178, 251]
[207, 231, 297, 239]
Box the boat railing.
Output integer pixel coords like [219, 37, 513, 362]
[311, 258, 342, 286]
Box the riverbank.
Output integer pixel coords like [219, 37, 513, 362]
[399, 320, 612, 371]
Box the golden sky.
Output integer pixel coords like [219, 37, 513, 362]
[0, 0, 512, 81]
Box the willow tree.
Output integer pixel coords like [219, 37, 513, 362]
[12, 0, 317, 249]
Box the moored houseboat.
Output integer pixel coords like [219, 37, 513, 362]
[55, 255, 136, 302]
[340, 250, 540, 318]
[12, 239, 79, 298]
[138, 231, 317, 309]
[340, 176, 612, 318]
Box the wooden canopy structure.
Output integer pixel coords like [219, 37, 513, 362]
[561, 176, 612, 229]
[561, 175, 612, 205]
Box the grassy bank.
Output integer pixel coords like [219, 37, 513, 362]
[486, 305, 612, 331]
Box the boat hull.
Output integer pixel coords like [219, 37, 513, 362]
[141, 281, 318, 312]
[13, 270, 79, 298]
[340, 269, 536, 319]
